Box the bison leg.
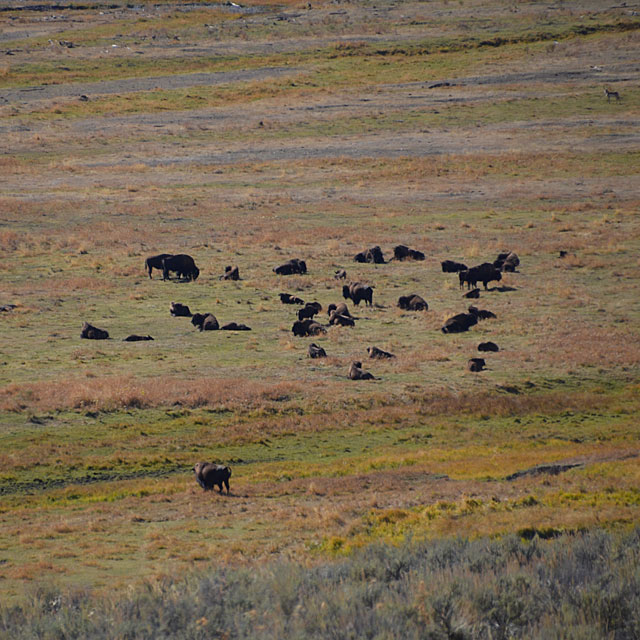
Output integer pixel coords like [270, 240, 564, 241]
[223, 478, 230, 494]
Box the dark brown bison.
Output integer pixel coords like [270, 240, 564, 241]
[193, 462, 231, 493]
[280, 293, 304, 305]
[123, 335, 154, 341]
[342, 283, 374, 306]
[81, 322, 109, 340]
[170, 302, 192, 317]
[478, 341, 499, 352]
[441, 307, 479, 334]
[393, 245, 425, 261]
[354, 246, 385, 264]
[191, 313, 219, 331]
[334, 269, 347, 279]
[441, 259, 467, 273]
[221, 322, 251, 331]
[297, 302, 322, 322]
[367, 346, 395, 359]
[308, 343, 327, 358]
[463, 288, 480, 299]
[292, 319, 326, 337]
[494, 251, 520, 272]
[467, 357, 486, 372]
[398, 294, 428, 311]
[459, 263, 502, 290]
[274, 258, 307, 275]
[162, 254, 200, 281]
[327, 302, 351, 317]
[329, 311, 355, 327]
[145, 253, 173, 279]
[348, 361, 375, 380]
[221, 265, 240, 280]
[468, 305, 496, 320]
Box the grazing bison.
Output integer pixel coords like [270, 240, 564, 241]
[348, 361, 375, 380]
[221, 322, 251, 331]
[354, 245, 385, 264]
[398, 294, 428, 311]
[463, 288, 480, 299]
[170, 302, 192, 317]
[274, 258, 307, 275]
[494, 251, 520, 272]
[123, 335, 154, 342]
[334, 269, 347, 279]
[193, 462, 231, 494]
[367, 346, 395, 359]
[297, 302, 322, 322]
[329, 311, 355, 327]
[292, 319, 326, 337]
[441, 260, 467, 273]
[478, 341, 499, 352]
[308, 343, 327, 358]
[280, 293, 305, 305]
[467, 358, 486, 372]
[393, 245, 425, 261]
[162, 254, 200, 281]
[459, 263, 502, 290]
[145, 253, 173, 279]
[342, 283, 374, 307]
[80, 322, 109, 340]
[441, 307, 479, 334]
[221, 265, 240, 280]
[191, 313, 219, 331]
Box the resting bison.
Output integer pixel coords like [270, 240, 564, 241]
[221, 265, 240, 280]
[308, 343, 327, 358]
[348, 361, 375, 380]
[162, 254, 200, 281]
[478, 341, 499, 352]
[280, 293, 304, 305]
[327, 302, 351, 317]
[170, 302, 192, 317]
[123, 334, 154, 342]
[463, 288, 480, 299]
[342, 283, 374, 307]
[494, 251, 520, 272]
[398, 294, 428, 311]
[193, 462, 231, 494]
[221, 322, 251, 331]
[274, 258, 307, 275]
[334, 269, 347, 279]
[459, 263, 502, 290]
[441, 260, 467, 273]
[470, 305, 497, 320]
[329, 311, 355, 327]
[354, 245, 385, 264]
[441, 308, 479, 334]
[145, 253, 173, 279]
[297, 302, 322, 322]
[292, 319, 326, 337]
[367, 346, 395, 359]
[81, 322, 109, 340]
[467, 358, 486, 372]
[191, 313, 219, 331]
[393, 245, 425, 261]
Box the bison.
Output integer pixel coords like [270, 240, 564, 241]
[162, 254, 200, 281]
[467, 358, 486, 372]
[145, 253, 173, 279]
[334, 269, 347, 279]
[274, 258, 307, 275]
[280, 293, 305, 305]
[354, 246, 385, 264]
[327, 302, 351, 317]
[441, 308, 479, 334]
[297, 302, 322, 322]
[348, 361, 375, 380]
[463, 288, 480, 299]
[221, 322, 251, 331]
[170, 302, 192, 317]
[329, 311, 355, 327]
[494, 251, 520, 272]
[292, 319, 326, 337]
[478, 341, 499, 352]
[80, 322, 109, 340]
[123, 335, 154, 341]
[393, 245, 425, 261]
[398, 294, 428, 311]
[308, 343, 327, 358]
[342, 283, 374, 307]
[221, 265, 240, 280]
[441, 260, 467, 273]
[367, 346, 395, 359]
[459, 263, 502, 290]
[191, 313, 219, 331]
[193, 462, 231, 494]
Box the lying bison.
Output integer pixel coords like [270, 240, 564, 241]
[292, 318, 326, 337]
[349, 361, 375, 380]
[354, 246, 385, 264]
[467, 358, 486, 372]
[170, 302, 192, 317]
[367, 346, 395, 359]
[280, 293, 304, 305]
[441, 259, 467, 273]
[459, 263, 502, 290]
[221, 322, 251, 331]
[81, 322, 109, 340]
[327, 302, 351, 317]
[308, 343, 327, 358]
[221, 265, 240, 280]
[274, 258, 307, 275]
[194, 462, 231, 494]
[441, 308, 479, 334]
[393, 245, 425, 261]
[329, 311, 355, 327]
[334, 269, 347, 280]
[123, 334, 154, 342]
[468, 305, 496, 320]
[494, 251, 520, 272]
[162, 254, 200, 281]
[145, 253, 173, 279]
[398, 294, 428, 311]
[191, 313, 219, 331]
[343, 283, 374, 307]
[478, 341, 499, 352]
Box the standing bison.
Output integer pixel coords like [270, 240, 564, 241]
[145, 253, 173, 279]
[162, 254, 200, 281]
[459, 263, 502, 290]
[342, 283, 374, 307]
[193, 462, 231, 494]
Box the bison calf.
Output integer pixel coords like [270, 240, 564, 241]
[193, 462, 231, 494]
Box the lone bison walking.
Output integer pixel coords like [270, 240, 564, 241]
[193, 462, 231, 494]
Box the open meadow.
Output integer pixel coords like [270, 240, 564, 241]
[1, 0, 640, 635]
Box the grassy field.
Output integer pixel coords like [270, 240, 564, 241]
[0, 0, 639, 622]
